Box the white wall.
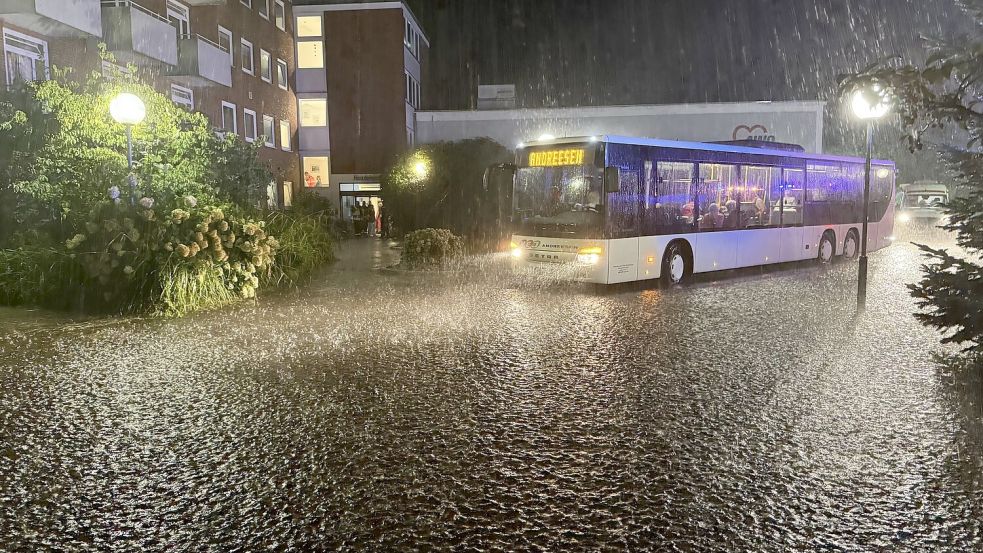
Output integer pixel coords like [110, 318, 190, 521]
[416, 101, 825, 153]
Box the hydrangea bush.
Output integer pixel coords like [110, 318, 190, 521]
[62, 191, 279, 314]
[400, 228, 464, 267]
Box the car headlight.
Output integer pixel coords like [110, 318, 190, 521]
[510, 241, 523, 258]
[898, 212, 911, 223]
[576, 246, 602, 265]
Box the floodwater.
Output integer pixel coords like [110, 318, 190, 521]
[1, 228, 980, 551]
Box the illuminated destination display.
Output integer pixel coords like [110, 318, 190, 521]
[528, 148, 586, 167]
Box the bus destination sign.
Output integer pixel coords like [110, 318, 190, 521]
[528, 148, 586, 167]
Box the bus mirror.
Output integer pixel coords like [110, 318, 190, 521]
[604, 167, 620, 193]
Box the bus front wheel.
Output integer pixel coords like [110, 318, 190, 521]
[662, 242, 690, 285]
[818, 232, 835, 264]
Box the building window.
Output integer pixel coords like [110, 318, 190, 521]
[258, 0, 269, 20]
[170, 84, 193, 110]
[262, 115, 275, 148]
[297, 41, 323, 69]
[240, 38, 254, 75]
[279, 119, 291, 151]
[303, 157, 330, 188]
[3, 29, 49, 86]
[298, 98, 327, 127]
[276, 58, 288, 90]
[274, 0, 285, 30]
[221, 101, 237, 134]
[282, 182, 293, 207]
[166, 0, 190, 38]
[240, 0, 251, 8]
[260, 49, 272, 82]
[297, 15, 322, 37]
[243, 109, 258, 143]
[218, 26, 233, 67]
[405, 72, 419, 108]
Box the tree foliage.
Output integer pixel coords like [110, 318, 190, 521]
[381, 138, 512, 249]
[0, 64, 271, 248]
[841, 0, 983, 352]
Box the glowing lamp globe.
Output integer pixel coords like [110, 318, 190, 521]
[413, 161, 428, 178]
[851, 89, 890, 120]
[110, 93, 146, 125]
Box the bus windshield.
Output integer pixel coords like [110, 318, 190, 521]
[513, 165, 604, 238]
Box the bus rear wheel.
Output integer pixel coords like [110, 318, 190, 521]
[818, 232, 835, 264]
[662, 242, 690, 285]
[842, 229, 860, 260]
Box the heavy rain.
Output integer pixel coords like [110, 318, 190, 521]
[1, 0, 981, 550]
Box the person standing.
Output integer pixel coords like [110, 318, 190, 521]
[350, 202, 360, 236]
[366, 201, 377, 237]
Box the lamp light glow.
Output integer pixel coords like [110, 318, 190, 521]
[413, 161, 428, 178]
[109, 93, 146, 126]
[537, 133, 555, 141]
[851, 89, 890, 120]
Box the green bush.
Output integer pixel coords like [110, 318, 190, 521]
[0, 59, 335, 316]
[381, 138, 512, 249]
[263, 209, 335, 286]
[400, 228, 464, 267]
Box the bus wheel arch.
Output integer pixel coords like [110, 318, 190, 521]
[842, 228, 860, 260]
[661, 240, 693, 285]
[818, 230, 836, 264]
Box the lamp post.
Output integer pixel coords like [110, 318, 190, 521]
[851, 87, 890, 310]
[109, 93, 146, 204]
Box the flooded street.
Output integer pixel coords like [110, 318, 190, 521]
[1, 231, 981, 551]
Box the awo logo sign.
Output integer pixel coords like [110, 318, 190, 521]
[732, 124, 776, 142]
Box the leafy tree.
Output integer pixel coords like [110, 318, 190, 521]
[0, 60, 272, 248]
[841, 1, 983, 352]
[381, 137, 512, 249]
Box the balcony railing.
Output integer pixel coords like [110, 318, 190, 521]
[100, 0, 177, 66]
[0, 0, 103, 38]
[168, 34, 232, 87]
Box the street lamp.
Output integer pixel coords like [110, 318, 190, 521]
[413, 160, 428, 179]
[851, 87, 890, 310]
[109, 92, 146, 172]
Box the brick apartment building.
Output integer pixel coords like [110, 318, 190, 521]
[0, 0, 300, 206]
[1, 0, 426, 213]
[293, 1, 428, 220]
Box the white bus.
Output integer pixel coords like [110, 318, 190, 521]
[496, 135, 895, 284]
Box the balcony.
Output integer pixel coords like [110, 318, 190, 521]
[0, 0, 102, 38]
[168, 35, 232, 87]
[100, 0, 177, 66]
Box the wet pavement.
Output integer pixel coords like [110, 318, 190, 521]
[1, 230, 981, 551]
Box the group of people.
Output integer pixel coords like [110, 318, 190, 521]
[350, 200, 386, 238]
[695, 193, 768, 230]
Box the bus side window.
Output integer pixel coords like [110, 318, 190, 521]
[781, 168, 805, 226]
[605, 169, 640, 238]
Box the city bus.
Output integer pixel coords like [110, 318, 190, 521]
[492, 135, 895, 284]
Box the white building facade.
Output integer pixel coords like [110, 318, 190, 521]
[416, 101, 826, 153]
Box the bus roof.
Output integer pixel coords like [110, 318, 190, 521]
[523, 135, 895, 167]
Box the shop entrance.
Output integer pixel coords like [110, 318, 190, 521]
[341, 194, 381, 236]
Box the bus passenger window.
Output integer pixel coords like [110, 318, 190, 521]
[780, 168, 804, 226]
[651, 162, 694, 235]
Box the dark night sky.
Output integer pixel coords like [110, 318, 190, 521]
[300, 0, 968, 110]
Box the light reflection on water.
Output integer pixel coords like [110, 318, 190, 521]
[0, 235, 980, 550]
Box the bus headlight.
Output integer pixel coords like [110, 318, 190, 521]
[576, 246, 602, 265]
[898, 212, 911, 223]
[510, 242, 523, 258]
